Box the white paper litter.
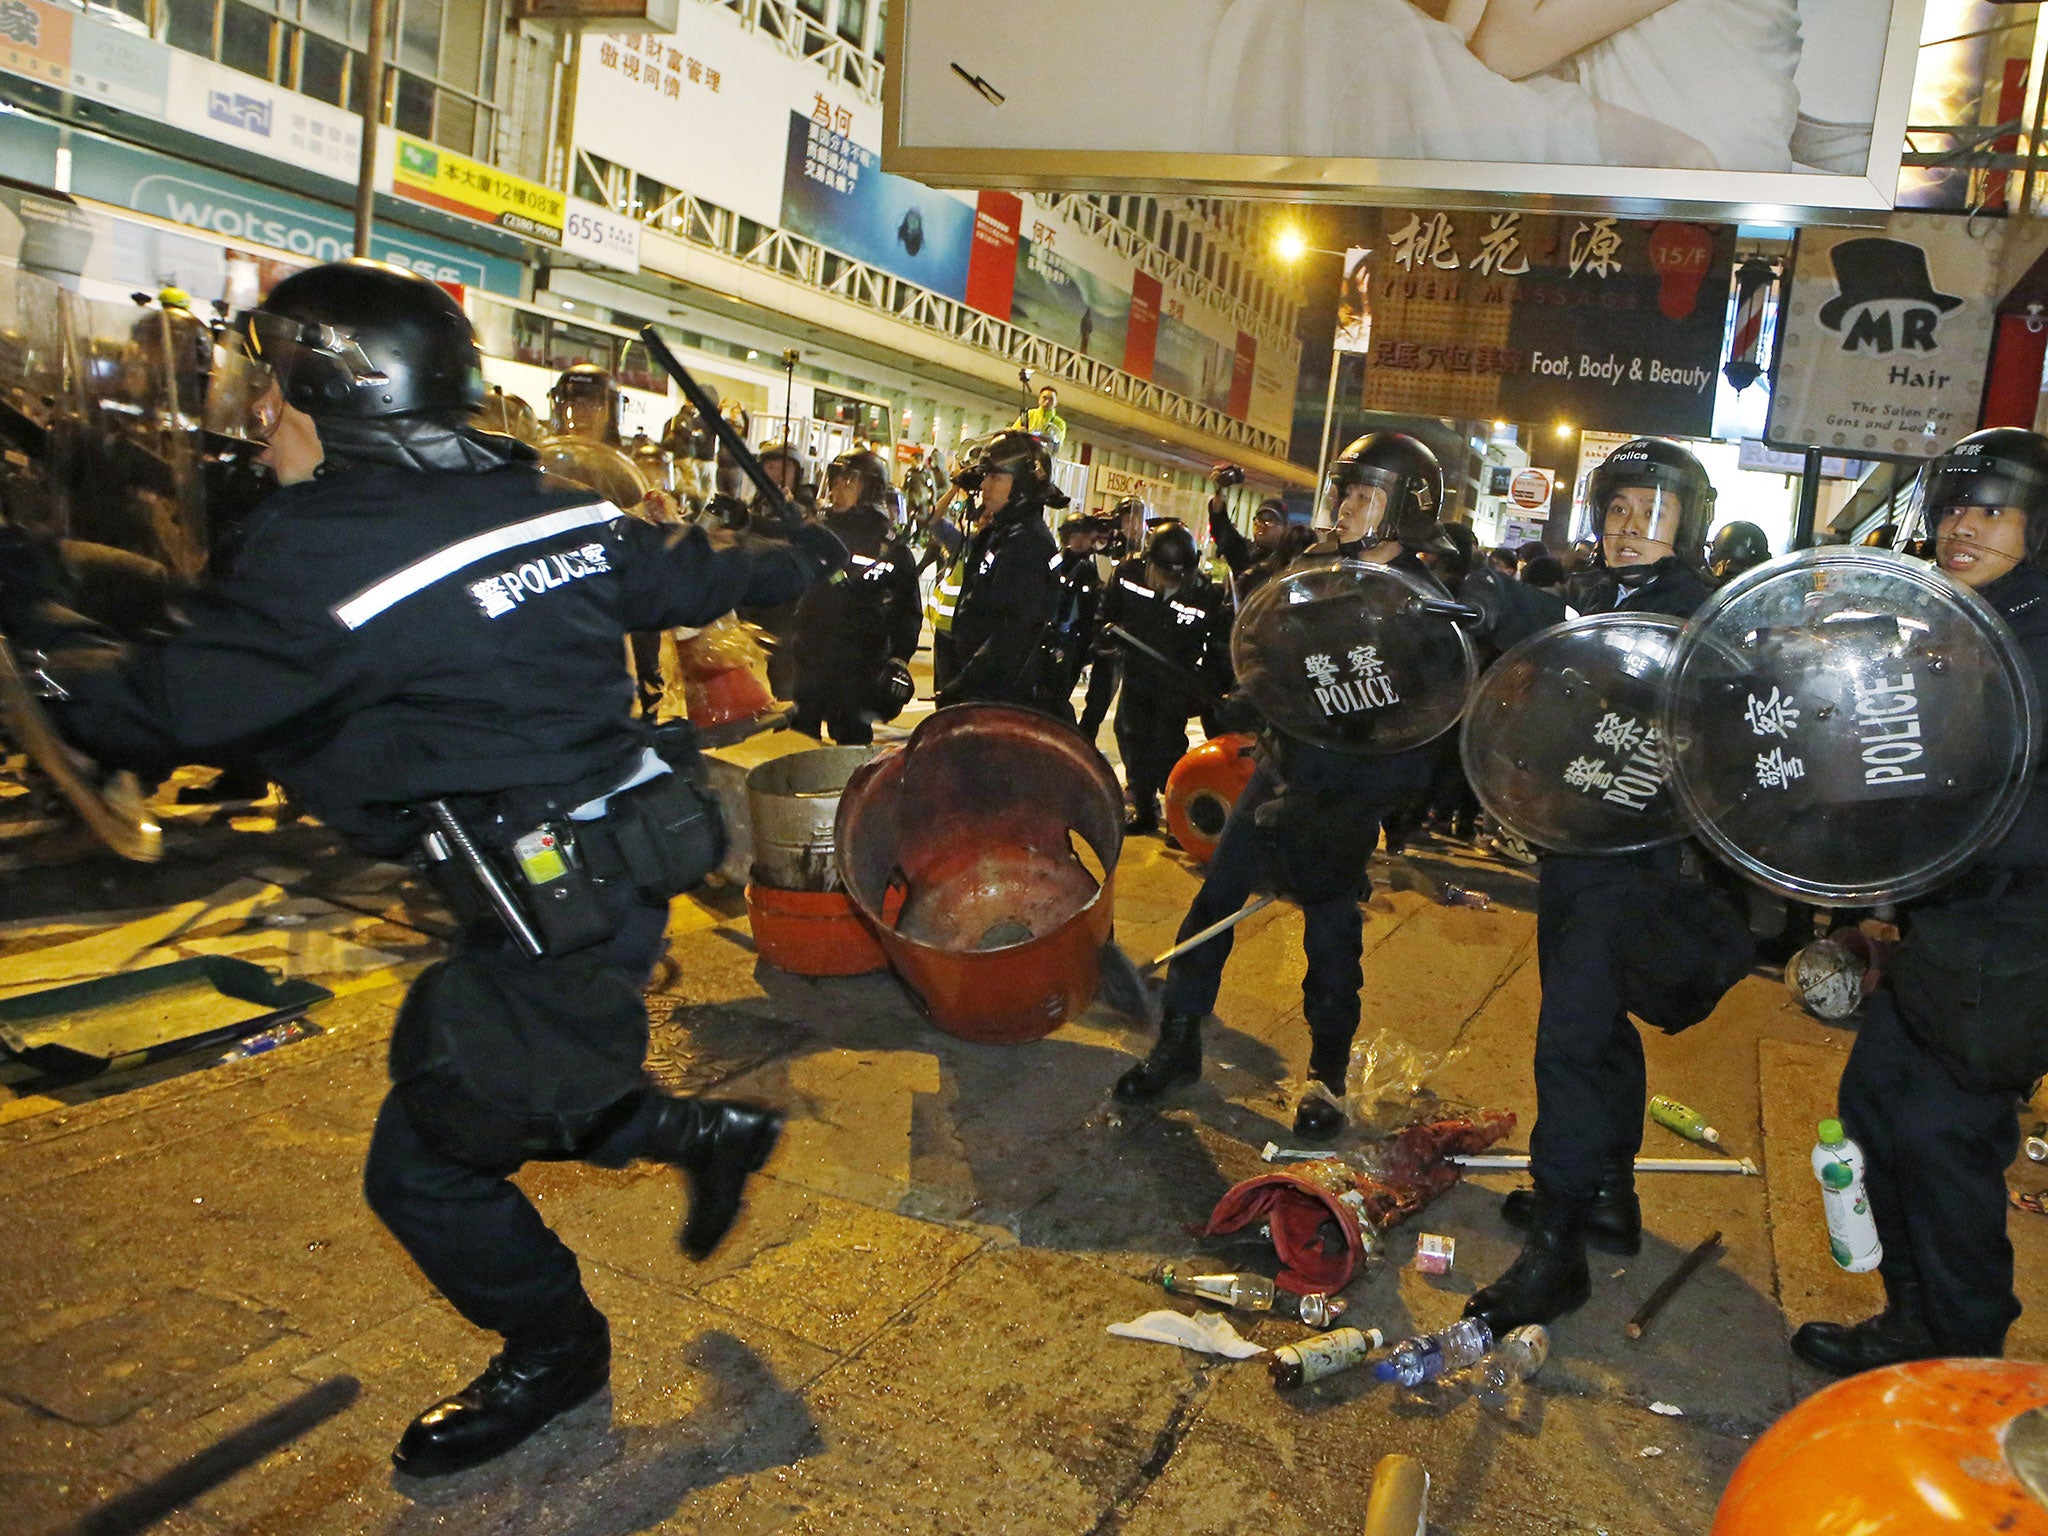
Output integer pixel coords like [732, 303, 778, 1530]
[1107, 1309, 1266, 1358]
[1639, 1447, 1664, 1458]
[1649, 1402, 1684, 1417]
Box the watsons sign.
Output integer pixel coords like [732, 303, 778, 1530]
[64, 135, 522, 294]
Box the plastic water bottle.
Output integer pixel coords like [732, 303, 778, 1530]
[1649, 1095, 1722, 1146]
[1477, 1324, 1549, 1406]
[217, 1020, 315, 1063]
[1373, 1317, 1493, 1387]
[1157, 1264, 1274, 1313]
[1268, 1326, 1386, 1389]
[1812, 1119, 1881, 1273]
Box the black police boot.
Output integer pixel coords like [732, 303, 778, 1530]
[1114, 1011, 1202, 1101]
[1790, 1279, 1941, 1378]
[1502, 1173, 1641, 1256]
[393, 1300, 610, 1478]
[647, 1097, 785, 1260]
[1465, 1186, 1592, 1333]
[1124, 798, 1160, 836]
[1293, 1038, 1350, 1139]
[1292, 1081, 1346, 1140]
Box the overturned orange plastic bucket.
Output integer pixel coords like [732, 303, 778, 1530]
[835, 704, 1123, 1044]
[1165, 732, 1257, 863]
[745, 884, 888, 976]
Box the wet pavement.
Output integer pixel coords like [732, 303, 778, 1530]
[3, 728, 2047, 1535]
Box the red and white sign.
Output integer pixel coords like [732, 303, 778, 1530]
[1508, 467, 1556, 512]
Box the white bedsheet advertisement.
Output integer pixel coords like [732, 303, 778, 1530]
[885, 0, 1923, 212]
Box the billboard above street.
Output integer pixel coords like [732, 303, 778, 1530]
[883, 0, 1924, 218]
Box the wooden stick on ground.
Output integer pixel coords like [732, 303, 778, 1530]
[1626, 1230, 1723, 1341]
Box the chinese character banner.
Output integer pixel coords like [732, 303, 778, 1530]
[778, 111, 976, 301]
[1358, 211, 1734, 438]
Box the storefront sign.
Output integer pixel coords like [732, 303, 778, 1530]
[61, 130, 523, 293]
[0, 0, 168, 116]
[1508, 467, 1555, 511]
[165, 53, 360, 185]
[560, 196, 640, 272]
[1765, 213, 2002, 460]
[1358, 210, 1734, 439]
[1091, 463, 1173, 509]
[392, 133, 563, 245]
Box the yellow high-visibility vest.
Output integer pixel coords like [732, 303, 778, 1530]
[927, 554, 965, 633]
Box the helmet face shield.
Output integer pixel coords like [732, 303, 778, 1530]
[240, 309, 384, 401]
[1319, 465, 1393, 540]
[204, 332, 282, 442]
[1600, 485, 1686, 559]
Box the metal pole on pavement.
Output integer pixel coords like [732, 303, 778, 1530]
[1791, 445, 1822, 550]
[352, 0, 390, 256]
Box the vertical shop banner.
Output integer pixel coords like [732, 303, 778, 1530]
[1766, 213, 2002, 459]
[1124, 270, 1161, 380]
[1360, 210, 1733, 438]
[779, 110, 973, 301]
[965, 190, 1021, 319]
[1229, 331, 1256, 420]
[1334, 247, 1372, 353]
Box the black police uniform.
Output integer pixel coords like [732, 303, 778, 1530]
[1077, 555, 1135, 741]
[788, 503, 920, 744]
[25, 448, 834, 1463]
[943, 501, 1059, 707]
[1040, 545, 1103, 722]
[1817, 560, 2048, 1360]
[1099, 565, 1229, 828]
[1155, 548, 1442, 1096]
[1522, 555, 1718, 1202]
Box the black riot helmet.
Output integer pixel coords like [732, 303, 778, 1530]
[1145, 523, 1200, 575]
[242, 258, 483, 420]
[826, 447, 892, 508]
[1327, 431, 1452, 552]
[1920, 427, 2048, 562]
[1707, 520, 1772, 582]
[1586, 437, 1716, 563]
[548, 363, 622, 444]
[976, 428, 1070, 512]
[756, 441, 809, 494]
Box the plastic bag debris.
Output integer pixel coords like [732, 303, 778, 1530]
[1346, 1026, 1473, 1134]
[1107, 1309, 1265, 1358]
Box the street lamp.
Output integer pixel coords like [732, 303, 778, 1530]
[1275, 230, 1357, 511]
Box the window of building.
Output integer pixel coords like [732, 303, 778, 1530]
[394, 69, 434, 135]
[872, 0, 886, 58]
[796, 0, 827, 19]
[297, 29, 347, 104]
[837, 0, 866, 46]
[163, 0, 214, 57]
[218, 0, 272, 77]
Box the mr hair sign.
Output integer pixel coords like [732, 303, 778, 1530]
[1766, 214, 2003, 460]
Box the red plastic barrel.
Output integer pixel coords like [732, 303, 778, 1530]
[1164, 732, 1257, 863]
[745, 884, 888, 976]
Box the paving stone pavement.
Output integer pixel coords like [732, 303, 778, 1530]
[3, 796, 2047, 1535]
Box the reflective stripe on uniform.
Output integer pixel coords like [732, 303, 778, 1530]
[927, 555, 965, 632]
[332, 501, 620, 630]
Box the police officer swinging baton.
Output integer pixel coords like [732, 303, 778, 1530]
[638, 325, 803, 530]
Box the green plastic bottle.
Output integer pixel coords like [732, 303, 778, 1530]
[1648, 1094, 1722, 1146]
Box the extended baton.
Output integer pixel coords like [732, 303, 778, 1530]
[638, 325, 800, 530]
[1105, 623, 1227, 710]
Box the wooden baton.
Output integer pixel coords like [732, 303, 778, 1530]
[1626, 1229, 1722, 1341]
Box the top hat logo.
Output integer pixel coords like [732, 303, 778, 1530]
[1818, 237, 1963, 354]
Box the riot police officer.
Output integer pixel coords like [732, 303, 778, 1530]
[1040, 513, 1106, 721]
[1100, 523, 1230, 833]
[937, 428, 1066, 707]
[1113, 432, 1454, 1138]
[1792, 428, 2048, 1376]
[788, 448, 920, 744]
[1077, 495, 1151, 741]
[1467, 437, 1746, 1335]
[1209, 487, 1310, 605]
[0, 260, 845, 1478]
[1707, 519, 1772, 585]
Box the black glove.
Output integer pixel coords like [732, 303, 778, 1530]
[789, 519, 849, 578]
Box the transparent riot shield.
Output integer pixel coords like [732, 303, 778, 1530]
[0, 265, 74, 543]
[59, 290, 209, 584]
[1462, 612, 1688, 854]
[536, 435, 651, 511]
[1229, 558, 1476, 755]
[1662, 548, 2040, 906]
